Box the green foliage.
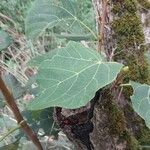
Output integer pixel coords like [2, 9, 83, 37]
[77, 0, 95, 31]
[0, 0, 33, 32]
[146, 52, 150, 65]
[1, 0, 150, 148]
[131, 81, 150, 129]
[27, 42, 123, 110]
[22, 108, 57, 136]
[25, 0, 96, 40]
[0, 0, 125, 149]
[0, 101, 5, 108]
[0, 30, 12, 51]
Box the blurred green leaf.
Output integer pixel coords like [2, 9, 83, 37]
[0, 30, 13, 51]
[22, 108, 58, 136]
[0, 0, 33, 32]
[131, 81, 150, 129]
[0, 100, 5, 108]
[25, 0, 96, 40]
[145, 52, 150, 65]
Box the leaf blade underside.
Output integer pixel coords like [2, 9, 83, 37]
[131, 81, 150, 129]
[28, 42, 123, 110]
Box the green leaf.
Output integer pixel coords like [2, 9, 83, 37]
[0, 30, 12, 51]
[25, 0, 96, 40]
[0, 100, 5, 108]
[55, 33, 94, 41]
[131, 81, 150, 129]
[145, 52, 150, 65]
[27, 42, 123, 110]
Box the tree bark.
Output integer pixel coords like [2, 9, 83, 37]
[54, 0, 150, 149]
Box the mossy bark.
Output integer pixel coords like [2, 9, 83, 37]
[91, 88, 141, 150]
[54, 0, 150, 149]
[91, 0, 150, 149]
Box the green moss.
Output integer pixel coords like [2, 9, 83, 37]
[112, 0, 150, 83]
[137, 127, 150, 145]
[112, 14, 144, 50]
[100, 89, 126, 136]
[137, 0, 150, 9]
[127, 134, 141, 150]
[112, 0, 137, 15]
[104, 95, 142, 149]
[128, 55, 150, 83]
[109, 103, 126, 135]
[116, 131, 141, 150]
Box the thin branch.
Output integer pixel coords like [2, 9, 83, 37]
[0, 76, 43, 150]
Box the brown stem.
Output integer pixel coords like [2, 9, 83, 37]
[0, 76, 43, 150]
[99, 0, 108, 51]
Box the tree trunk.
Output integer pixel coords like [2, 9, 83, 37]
[54, 0, 150, 149]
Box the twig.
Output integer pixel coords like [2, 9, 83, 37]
[0, 76, 43, 150]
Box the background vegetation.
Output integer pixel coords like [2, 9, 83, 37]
[0, 0, 93, 149]
[0, 0, 150, 149]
